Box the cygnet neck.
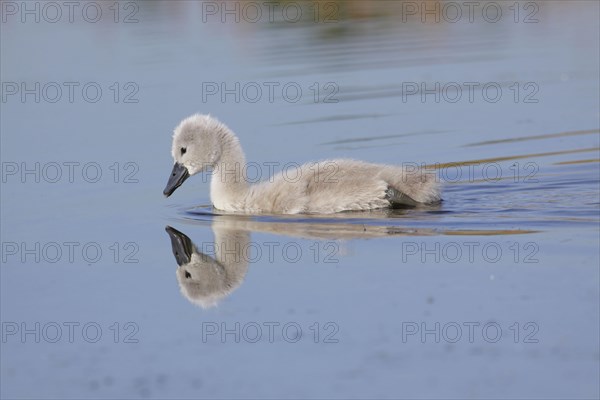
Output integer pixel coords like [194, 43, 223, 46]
[210, 129, 249, 210]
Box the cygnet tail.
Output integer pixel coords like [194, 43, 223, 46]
[384, 167, 442, 205]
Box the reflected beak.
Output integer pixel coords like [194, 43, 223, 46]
[165, 226, 194, 266]
[163, 163, 189, 197]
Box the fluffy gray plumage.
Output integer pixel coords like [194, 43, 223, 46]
[167, 114, 441, 214]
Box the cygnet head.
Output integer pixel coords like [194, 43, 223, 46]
[163, 114, 234, 197]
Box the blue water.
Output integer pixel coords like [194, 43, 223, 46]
[1, 1, 599, 398]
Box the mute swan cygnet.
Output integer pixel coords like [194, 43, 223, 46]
[164, 114, 441, 214]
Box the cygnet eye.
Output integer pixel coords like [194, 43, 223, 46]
[185, 270, 191, 279]
[181, 147, 187, 155]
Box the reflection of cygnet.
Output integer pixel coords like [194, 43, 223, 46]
[165, 225, 249, 308]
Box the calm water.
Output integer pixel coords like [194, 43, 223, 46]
[1, 1, 599, 399]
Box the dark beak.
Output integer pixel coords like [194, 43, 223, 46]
[163, 163, 189, 197]
[165, 226, 194, 266]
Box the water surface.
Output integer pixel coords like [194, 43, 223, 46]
[1, 1, 599, 398]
